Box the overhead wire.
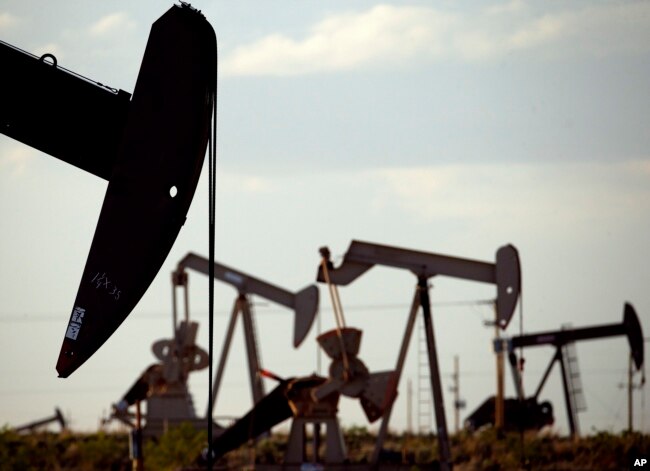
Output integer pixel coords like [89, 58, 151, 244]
[0, 299, 498, 323]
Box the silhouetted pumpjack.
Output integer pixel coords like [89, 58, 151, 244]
[14, 408, 67, 433]
[172, 252, 320, 419]
[466, 303, 644, 436]
[315, 240, 521, 471]
[0, 4, 217, 377]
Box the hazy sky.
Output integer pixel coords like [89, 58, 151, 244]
[1, 0, 649, 437]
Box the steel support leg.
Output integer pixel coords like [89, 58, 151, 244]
[418, 277, 452, 471]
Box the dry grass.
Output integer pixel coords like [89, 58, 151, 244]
[1, 424, 648, 470]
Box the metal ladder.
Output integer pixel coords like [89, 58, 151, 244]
[562, 340, 587, 413]
[417, 315, 432, 434]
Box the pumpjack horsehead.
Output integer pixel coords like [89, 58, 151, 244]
[0, 4, 217, 377]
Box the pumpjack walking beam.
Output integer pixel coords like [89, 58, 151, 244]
[174, 253, 319, 416]
[317, 240, 521, 470]
[0, 39, 130, 179]
[1, 4, 217, 378]
[506, 302, 644, 438]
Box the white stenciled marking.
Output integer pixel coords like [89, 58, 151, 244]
[65, 306, 86, 340]
[90, 272, 122, 300]
[71, 306, 85, 324]
[225, 271, 244, 286]
[65, 322, 81, 340]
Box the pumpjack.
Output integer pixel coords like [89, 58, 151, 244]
[108, 319, 210, 437]
[202, 241, 520, 469]
[14, 408, 68, 434]
[0, 4, 217, 377]
[315, 240, 521, 470]
[107, 253, 319, 438]
[466, 303, 644, 437]
[173, 253, 319, 417]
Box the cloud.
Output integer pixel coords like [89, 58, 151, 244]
[218, 172, 276, 194]
[88, 12, 135, 38]
[0, 146, 37, 178]
[367, 160, 650, 232]
[223, 5, 454, 76]
[485, 0, 525, 16]
[0, 12, 18, 29]
[630, 160, 650, 173]
[222, 1, 650, 76]
[33, 43, 64, 61]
